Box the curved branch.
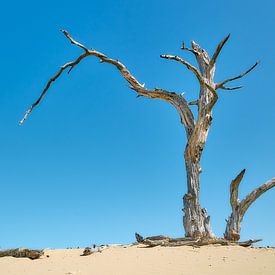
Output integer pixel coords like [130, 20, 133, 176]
[210, 34, 230, 68]
[20, 30, 195, 136]
[216, 62, 259, 90]
[219, 85, 243, 91]
[239, 178, 275, 217]
[160, 54, 203, 84]
[230, 169, 246, 209]
[61, 29, 89, 52]
[225, 170, 275, 241]
[19, 52, 89, 125]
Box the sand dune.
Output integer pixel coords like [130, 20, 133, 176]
[0, 245, 274, 275]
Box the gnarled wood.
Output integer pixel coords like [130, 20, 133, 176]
[0, 248, 44, 260]
[225, 170, 275, 241]
[135, 233, 261, 248]
[81, 245, 104, 256]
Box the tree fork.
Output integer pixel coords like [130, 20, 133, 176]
[224, 170, 275, 241]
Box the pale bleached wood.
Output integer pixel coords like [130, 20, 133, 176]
[135, 232, 261, 248]
[210, 34, 231, 68]
[20, 30, 195, 139]
[160, 54, 203, 84]
[216, 62, 259, 90]
[225, 170, 275, 241]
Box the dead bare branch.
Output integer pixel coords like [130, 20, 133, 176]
[0, 248, 44, 260]
[20, 30, 195, 136]
[181, 41, 198, 56]
[240, 178, 275, 217]
[19, 52, 89, 125]
[210, 34, 230, 67]
[230, 169, 246, 209]
[219, 85, 243, 90]
[216, 62, 259, 90]
[160, 54, 203, 84]
[135, 233, 261, 248]
[188, 100, 199, 106]
[60, 29, 89, 52]
[225, 171, 275, 241]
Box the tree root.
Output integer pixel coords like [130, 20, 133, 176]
[0, 248, 44, 259]
[135, 233, 261, 248]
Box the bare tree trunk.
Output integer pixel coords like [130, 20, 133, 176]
[183, 158, 213, 238]
[180, 41, 217, 238]
[224, 170, 275, 241]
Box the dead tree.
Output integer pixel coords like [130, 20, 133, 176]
[20, 30, 275, 242]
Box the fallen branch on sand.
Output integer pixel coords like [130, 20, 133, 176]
[81, 245, 106, 256]
[135, 233, 261, 248]
[0, 248, 44, 259]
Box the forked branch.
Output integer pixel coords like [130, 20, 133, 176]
[225, 170, 275, 241]
[159, 53, 217, 104]
[181, 41, 198, 56]
[20, 30, 195, 135]
[216, 62, 259, 90]
[239, 178, 275, 217]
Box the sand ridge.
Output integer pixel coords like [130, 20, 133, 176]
[0, 245, 274, 275]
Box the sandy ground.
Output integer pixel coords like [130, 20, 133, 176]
[0, 245, 274, 275]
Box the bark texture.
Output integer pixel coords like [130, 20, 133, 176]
[135, 233, 261, 248]
[0, 248, 43, 260]
[225, 170, 275, 241]
[20, 30, 274, 241]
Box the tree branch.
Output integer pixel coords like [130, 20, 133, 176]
[135, 233, 261, 247]
[160, 54, 203, 84]
[61, 29, 89, 52]
[230, 169, 246, 209]
[19, 52, 89, 125]
[210, 34, 230, 68]
[239, 178, 275, 218]
[219, 85, 243, 91]
[216, 62, 259, 90]
[225, 171, 275, 241]
[181, 41, 198, 56]
[188, 100, 199, 106]
[20, 30, 195, 136]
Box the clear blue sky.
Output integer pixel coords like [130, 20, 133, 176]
[0, 0, 274, 249]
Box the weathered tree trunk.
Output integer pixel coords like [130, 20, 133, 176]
[181, 41, 217, 238]
[183, 158, 213, 238]
[224, 170, 275, 241]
